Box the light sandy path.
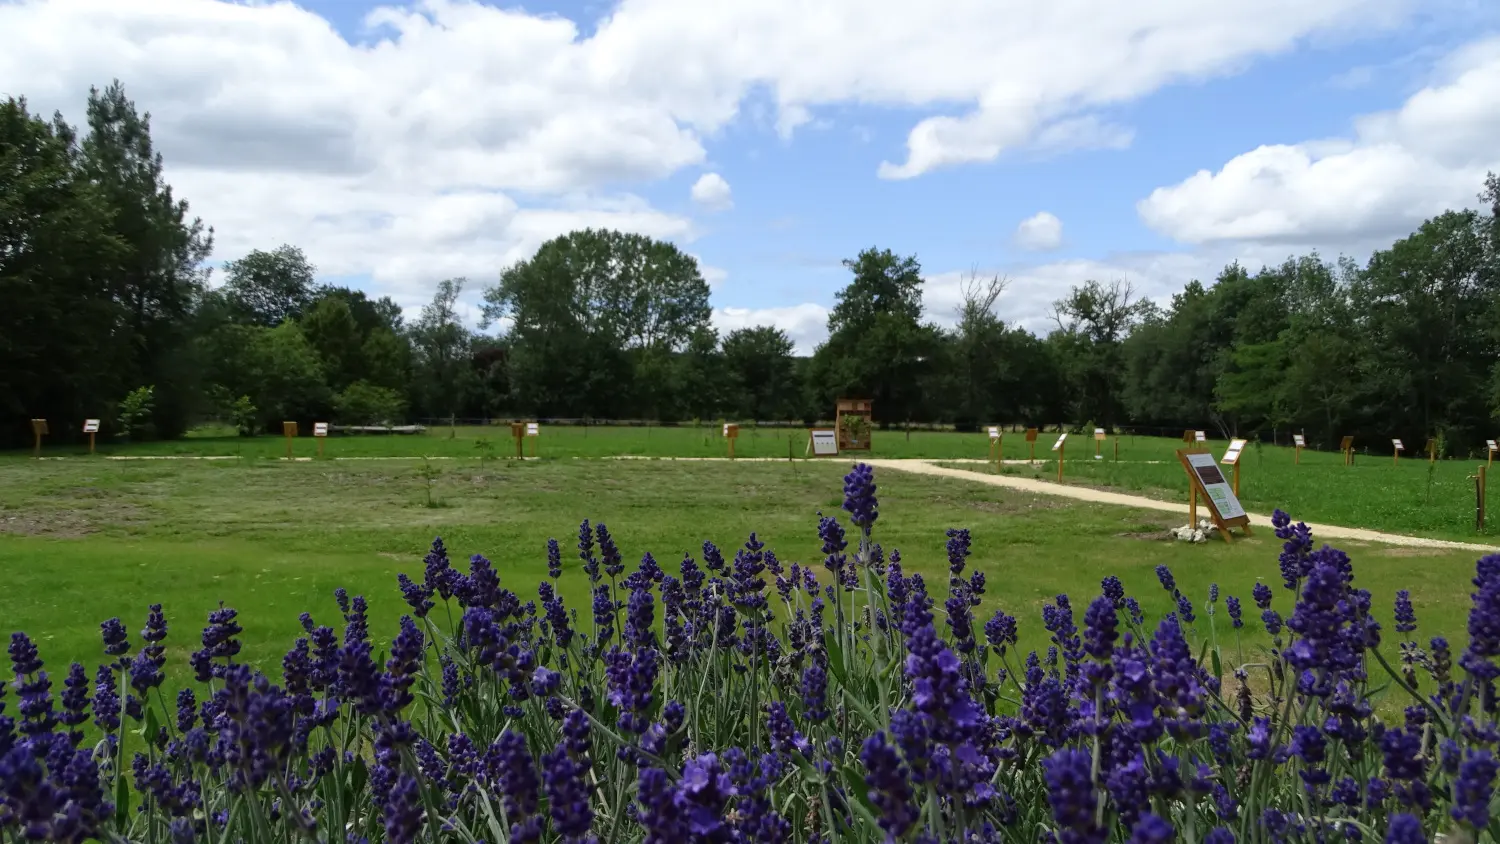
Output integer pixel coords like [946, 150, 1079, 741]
[864, 458, 1500, 554]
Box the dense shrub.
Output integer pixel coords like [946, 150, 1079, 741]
[2, 464, 1497, 842]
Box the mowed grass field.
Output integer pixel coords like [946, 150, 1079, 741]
[0, 456, 1483, 688]
[16, 424, 1500, 541]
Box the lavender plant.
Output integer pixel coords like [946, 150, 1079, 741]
[4, 464, 1500, 842]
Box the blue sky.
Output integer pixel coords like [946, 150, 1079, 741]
[3, 0, 1498, 350]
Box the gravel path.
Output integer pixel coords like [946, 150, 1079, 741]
[864, 458, 1499, 553]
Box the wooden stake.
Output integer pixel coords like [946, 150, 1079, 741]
[1189, 483, 1197, 526]
[89, 432, 95, 455]
[1114, 437, 1119, 462]
[1056, 442, 1065, 483]
[1295, 445, 1301, 465]
[729, 438, 736, 460]
[1233, 461, 1241, 497]
[317, 438, 325, 459]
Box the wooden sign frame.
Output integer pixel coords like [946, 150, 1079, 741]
[723, 423, 739, 459]
[1426, 438, 1437, 464]
[834, 398, 873, 452]
[314, 422, 329, 457]
[83, 418, 100, 454]
[1093, 427, 1106, 460]
[1293, 433, 1306, 465]
[1194, 430, 1207, 444]
[1025, 427, 1039, 461]
[1339, 436, 1354, 467]
[807, 429, 838, 457]
[1177, 448, 1252, 543]
[526, 422, 540, 457]
[1051, 433, 1068, 482]
[510, 422, 527, 457]
[1487, 439, 1497, 470]
[1392, 438, 1404, 466]
[987, 426, 1002, 467]
[282, 421, 297, 459]
[1221, 438, 1248, 495]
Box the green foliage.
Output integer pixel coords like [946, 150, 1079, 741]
[116, 385, 155, 440]
[229, 395, 258, 437]
[722, 325, 797, 419]
[333, 380, 407, 425]
[219, 244, 319, 327]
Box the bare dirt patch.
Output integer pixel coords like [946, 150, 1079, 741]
[0, 509, 97, 538]
[1116, 529, 1172, 541]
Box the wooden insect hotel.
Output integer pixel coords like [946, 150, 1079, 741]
[835, 398, 873, 452]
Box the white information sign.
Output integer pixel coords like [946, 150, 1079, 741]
[82, 419, 100, 433]
[1185, 452, 1247, 520]
[1094, 427, 1106, 439]
[1293, 434, 1306, 447]
[313, 422, 329, 437]
[810, 430, 839, 456]
[1221, 438, 1247, 465]
[987, 426, 1000, 441]
[1051, 433, 1068, 451]
[1489, 439, 1497, 452]
[723, 423, 731, 437]
[1194, 430, 1207, 442]
[526, 422, 540, 437]
[1392, 439, 1404, 452]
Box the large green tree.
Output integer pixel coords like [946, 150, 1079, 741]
[219, 244, 320, 327]
[80, 81, 214, 438]
[810, 247, 939, 424]
[483, 229, 712, 417]
[722, 326, 797, 420]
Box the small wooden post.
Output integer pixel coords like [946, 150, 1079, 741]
[1114, 436, 1120, 462]
[89, 432, 95, 454]
[1057, 441, 1065, 482]
[1488, 439, 1497, 469]
[1392, 439, 1403, 467]
[1189, 483, 1197, 525]
[83, 418, 99, 454]
[724, 423, 739, 459]
[1476, 466, 1487, 532]
[1026, 427, 1038, 462]
[1340, 436, 1354, 467]
[1293, 434, 1304, 465]
[282, 421, 297, 459]
[30, 419, 48, 458]
[510, 422, 525, 458]
[526, 422, 540, 457]
[987, 426, 1001, 470]
[1428, 438, 1437, 465]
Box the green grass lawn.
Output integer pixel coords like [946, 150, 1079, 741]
[19, 425, 1498, 540]
[0, 457, 1480, 690]
[18, 423, 1234, 461]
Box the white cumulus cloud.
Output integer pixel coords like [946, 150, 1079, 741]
[690, 173, 734, 211]
[712, 304, 830, 355]
[1014, 212, 1064, 251]
[1138, 35, 1500, 246]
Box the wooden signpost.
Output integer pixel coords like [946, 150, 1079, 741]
[1026, 427, 1039, 461]
[526, 422, 540, 457]
[1292, 433, 1306, 464]
[1392, 438, 1404, 465]
[807, 429, 838, 457]
[1487, 439, 1497, 469]
[1093, 428, 1106, 460]
[314, 422, 329, 458]
[723, 423, 739, 459]
[988, 426, 1002, 468]
[30, 419, 48, 458]
[1194, 430, 1207, 444]
[834, 398, 873, 452]
[1340, 436, 1355, 467]
[82, 418, 100, 454]
[1426, 438, 1437, 464]
[281, 421, 297, 459]
[1182, 429, 1195, 445]
[510, 422, 526, 457]
[1221, 438, 1248, 495]
[1052, 433, 1068, 482]
[1178, 448, 1252, 543]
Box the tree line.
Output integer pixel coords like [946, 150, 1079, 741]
[6, 82, 1500, 454]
